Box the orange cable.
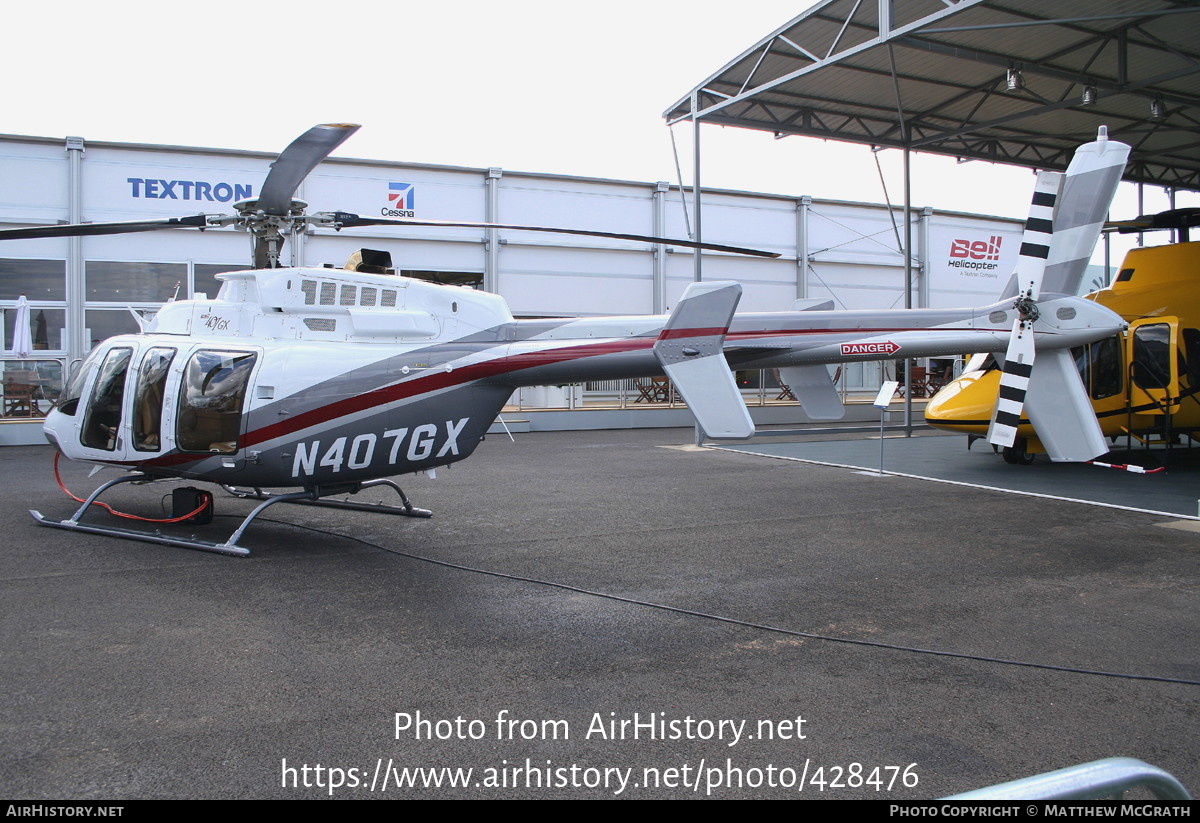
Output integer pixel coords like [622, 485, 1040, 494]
[53, 451, 211, 523]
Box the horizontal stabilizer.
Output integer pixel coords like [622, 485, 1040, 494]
[778, 366, 845, 420]
[655, 282, 753, 439]
[1024, 348, 1109, 462]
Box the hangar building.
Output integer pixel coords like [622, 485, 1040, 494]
[0, 131, 1024, 439]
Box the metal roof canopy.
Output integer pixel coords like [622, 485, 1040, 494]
[665, 0, 1200, 191]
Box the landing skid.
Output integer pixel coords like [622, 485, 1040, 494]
[31, 475, 430, 557]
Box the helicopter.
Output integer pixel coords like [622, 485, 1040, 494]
[0, 124, 1129, 556]
[925, 207, 1200, 464]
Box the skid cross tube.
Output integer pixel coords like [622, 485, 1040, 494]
[221, 478, 433, 519]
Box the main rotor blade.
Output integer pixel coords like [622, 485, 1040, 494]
[1106, 207, 1200, 233]
[256, 123, 360, 215]
[327, 213, 781, 258]
[0, 214, 209, 240]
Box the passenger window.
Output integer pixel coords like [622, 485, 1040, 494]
[176, 350, 257, 453]
[80, 348, 132, 451]
[133, 347, 176, 452]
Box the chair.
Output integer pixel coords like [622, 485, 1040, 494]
[894, 366, 930, 398]
[926, 363, 954, 394]
[3, 370, 41, 417]
[633, 378, 658, 403]
[647, 375, 672, 402]
[773, 369, 797, 400]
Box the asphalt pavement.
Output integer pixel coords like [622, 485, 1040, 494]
[1, 429, 1197, 799]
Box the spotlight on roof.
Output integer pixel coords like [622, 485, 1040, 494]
[1151, 96, 1166, 119]
[1006, 68, 1024, 91]
[1081, 85, 1098, 106]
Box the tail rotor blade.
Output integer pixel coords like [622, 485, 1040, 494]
[987, 323, 1036, 449]
[998, 126, 1130, 299]
[1040, 127, 1130, 296]
[986, 128, 1131, 453]
[1014, 170, 1060, 303]
[987, 171, 1058, 449]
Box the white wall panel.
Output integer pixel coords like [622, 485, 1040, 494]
[499, 178, 654, 237]
[807, 202, 907, 267]
[0, 142, 68, 223]
[307, 232, 485, 273]
[501, 246, 652, 315]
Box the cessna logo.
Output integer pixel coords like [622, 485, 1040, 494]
[381, 182, 416, 218]
[127, 178, 254, 203]
[948, 235, 1002, 275]
[292, 418, 468, 478]
[840, 341, 900, 356]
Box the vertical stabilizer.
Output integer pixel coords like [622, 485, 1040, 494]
[654, 282, 754, 439]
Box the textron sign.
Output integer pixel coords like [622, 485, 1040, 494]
[126, 178, 254, 203]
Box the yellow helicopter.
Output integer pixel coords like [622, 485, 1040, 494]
[924, 208, 1200, 464]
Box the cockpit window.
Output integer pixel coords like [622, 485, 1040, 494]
[176, 350, 257, 453]
[57, 347, 105, 416]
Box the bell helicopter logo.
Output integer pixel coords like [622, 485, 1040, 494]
[127, 178, 254, 203]
[947, 235, 1002, 276]
[381, 182, 416, 218]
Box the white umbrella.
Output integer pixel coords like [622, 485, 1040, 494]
[10, 294, 33, 358]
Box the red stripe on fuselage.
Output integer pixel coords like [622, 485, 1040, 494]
[658, 326, 728, 340]
[132, 324, 988, 470]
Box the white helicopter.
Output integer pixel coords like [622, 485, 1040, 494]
[1, 124, 1129, 556]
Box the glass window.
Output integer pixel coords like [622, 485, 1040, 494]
[3, 359, 62, 419]
[0, 259, 65, 301]
[85, 261, 186, 302]
[1132, 324, 1171, 389]
[133, 348, 175, 452]
[58, 347, 106, 416]
[1182, 329, 1200, 387]
[4, 308, 66, 352]
[84, 310, 154, 349]
[195, 264, 240, 299]
[1090, 336, 1122, 400]
[1071, 346, 1090, 393]
[177, 350, 257, 453]
[80, 347, 132, 451]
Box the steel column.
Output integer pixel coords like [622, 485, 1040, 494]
[484, 167, 502, 293]
[65, 136, 85, 362]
